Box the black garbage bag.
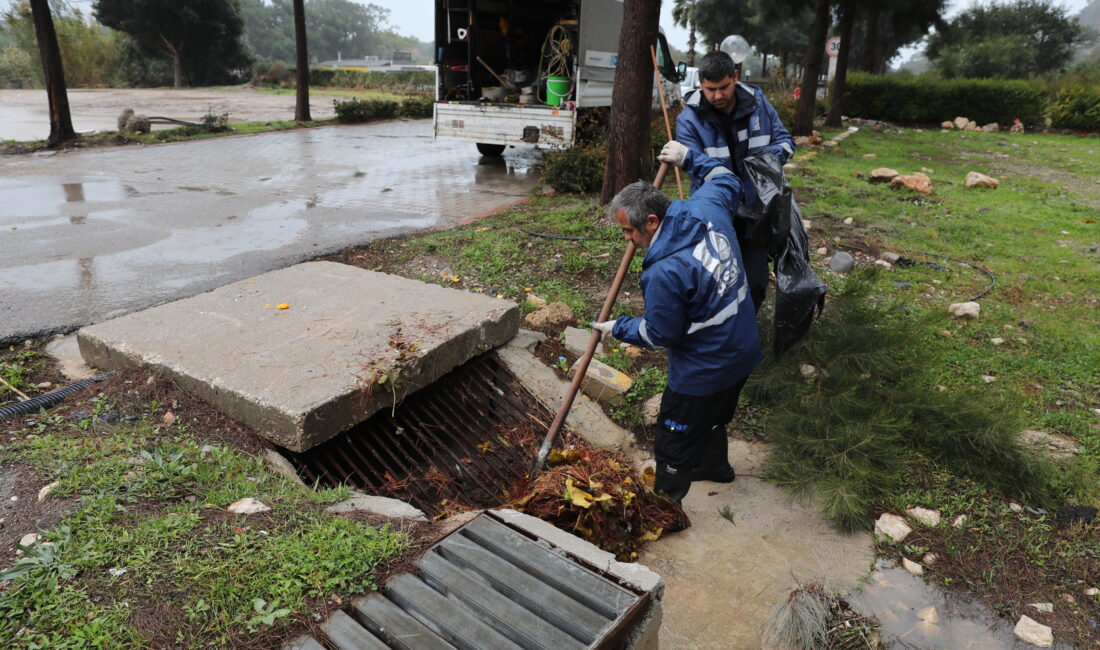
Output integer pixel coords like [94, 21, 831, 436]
[736, 151, 792, 257]
[739, 150, 826, 356]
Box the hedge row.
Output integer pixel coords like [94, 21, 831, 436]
[333, 97, 434, 123]
[307, 68, 434, 92]
[1050, 84, 1100, 131]
[843, 73, 1046, 127]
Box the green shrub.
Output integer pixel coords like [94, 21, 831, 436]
[399, 96, 433, 119]
[1050, 83, 1100, 131]
[305, 68, 434, 93]
[844, 73, 1046, 126]
[333, 98, 400, 123]
[539, 145, 606, 194]
[0, 44, 36, 89]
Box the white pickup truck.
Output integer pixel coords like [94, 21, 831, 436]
[433, 0, 684, 155]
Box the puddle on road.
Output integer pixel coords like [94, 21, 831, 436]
[0, 178, 134, 220]
[850, 559, 1060, 649]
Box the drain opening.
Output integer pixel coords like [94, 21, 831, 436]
[280, 352, 552, 516]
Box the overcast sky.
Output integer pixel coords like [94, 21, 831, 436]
[363, 0, 1091, 55]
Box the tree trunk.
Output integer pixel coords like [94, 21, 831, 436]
[687, 20, 696, 66]
[761, 52, 768, 77]
[826, 0, 855, 127]
[860, 3, 879, 73]
[599, 0, 661, 204]
[293, 0, 311, 121]
[29, 0, 76, 146]
[793, 0, 830, 136]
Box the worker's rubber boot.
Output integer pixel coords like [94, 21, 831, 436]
[691, 425, 735, 483]
[654, 462, 692, 503]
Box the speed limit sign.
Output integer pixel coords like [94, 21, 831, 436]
[826, 36, 841, 57]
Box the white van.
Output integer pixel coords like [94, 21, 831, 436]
[680, 66, 699, 97]
[434, 0, 684, 155]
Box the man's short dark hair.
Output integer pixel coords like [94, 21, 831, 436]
[698, 51, 735, 82]
[608, 181, 672, 230]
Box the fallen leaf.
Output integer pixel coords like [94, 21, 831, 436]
[163, 411, 176, 426]
[276, 303, 290, 310]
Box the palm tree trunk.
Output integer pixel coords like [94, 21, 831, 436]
[29, 0, 75, 146]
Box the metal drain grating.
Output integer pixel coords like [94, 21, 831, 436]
[293, 511, 650, 649]
[280, 352, 552, 515]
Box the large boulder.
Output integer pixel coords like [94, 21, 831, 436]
[524, 302, 576, 329]
[965, 171, 999, 189]
[869, 168, 900, 184]
[889, 172, 932, 195]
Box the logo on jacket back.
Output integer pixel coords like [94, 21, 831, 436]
[752, 115, 761, 132]
[692, 225, 740, 296]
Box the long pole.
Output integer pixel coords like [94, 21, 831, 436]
[530, 47, 685, 477]
[650, 45, 684, 200]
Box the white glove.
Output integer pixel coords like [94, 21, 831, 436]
[658, 140, 689, 168]
[589, 320, 614, 338]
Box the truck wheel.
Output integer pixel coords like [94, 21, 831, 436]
[476, 143, 506, 157]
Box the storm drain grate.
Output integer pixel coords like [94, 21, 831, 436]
[291, 511, 649, 650]
[280, 352, 552, 516]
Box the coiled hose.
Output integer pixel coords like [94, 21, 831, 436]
[0, 372, 116, 421]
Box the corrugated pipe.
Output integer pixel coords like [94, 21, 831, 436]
[0, 372, 116, 421]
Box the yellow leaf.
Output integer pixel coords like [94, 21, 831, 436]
[476, 441, 491, 453]
[639, 528, 663, 542]
[450, 275, 460, 283]
[276, 303, 290, 310]
[547, 450, 567, 465]
[588, 480, 603, 490]
[592, 493, 612, 503]
[565, 477, 595, 508]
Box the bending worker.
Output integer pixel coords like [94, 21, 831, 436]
[591, 142, 762, 502]
[677, 50, 795, 310]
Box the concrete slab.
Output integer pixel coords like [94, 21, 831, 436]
[568, 357, 632, 405]
[77, 261, 519, 451]
[636, 440, 874, 647]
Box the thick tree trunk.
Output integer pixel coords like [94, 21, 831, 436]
[29, 0, 76, 146]
[826, 0, 855, 127]
[599, 0, 661, 204]
[793, 0, 830, 136]
[293, 0, 311, 121]
[860, 4, 879, 73]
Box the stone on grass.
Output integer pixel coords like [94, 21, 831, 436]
[869, 168, 900, 183]
[862, 153, 876, 159]
[18, 532, 41, 548]
[953, 514, 969, 528]
[902, 558, 923, 575]
[991, 337, 1005, 345]
[568, 358, 632, 405]
[965, 171, 1000, 189]
[843, 217, 853, 224]
[525, 292, 547, 308]
[874, 260, 893, 270]
[799, 364, 818, 379]
[228, 498, 271, 514]
[37, 481, 59, 502]
[1030, 603, 1054, 614]
[1009, 502, 1024, 513]
[1018, 430, 1080, 461]
[881, 251, 901, 263]
[941, 121, 954, 129]
[828, 251, 855, 273]
[948, 301, 980, 319]
[1085, 587, 1098, 596]
[954, 116, 970, 130]
[816, 247, 828, 256]
[325, 493, 427, 521]
[981, 375, 997, 384]
[524, 302, 575, 329]
[874, 513, 911, 542]
[561, 326, 591, 357]
[1014, 615, 1053, 647]
[643, 392, 662, 426]
[907, 506, 941, 527]
[981, 123, 1000, 133]
[889, 173, 933, 195]
[922, 552, 939, 567]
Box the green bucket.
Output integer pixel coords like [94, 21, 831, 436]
[546, 75, 570, 106]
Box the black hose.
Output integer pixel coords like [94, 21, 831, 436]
[0, 372, 116, 421]
[898, 248, 997, 301]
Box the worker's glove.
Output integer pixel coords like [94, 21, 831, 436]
[658, 140, 689, 168]
[588, 320, 615, 340]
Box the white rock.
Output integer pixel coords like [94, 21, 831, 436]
[918, 605, 939, 623]
[108, 567, 127, 577]
[948, 301, 980, 319]
[908, 506, 941, 527]
[990, 337, 1005, 345]
[1014, 615, 1053, 647]
[802, 219, 812, 230]
[881, 252, 901, 263]
[35, 382, 52, 389]
[815, 247, 828, 256]
[1085, 587, 1098, 596]
[874, 513, 912, 542]
[843, 217, 853, 224]
[37, 481, 59, 502]
[874, 259, 893, 269]
[18, 533, 41, 548]
[200, 444, 218, 455]
[799, 364, 818, 379]
[264, 449, 306, 488]
[1009, 502, 1024, 513]
[643, 392, 663, 427]
[325, 493, 427, 521]
[902, 558, 923, 575]
[227, 498, 271, 514]
[981, 375, 997, 384]
[922, 552, 939, 566]
[1030, 603, 1053, 613]
[953, 514, 969, 528]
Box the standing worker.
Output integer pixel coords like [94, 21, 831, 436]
[591, 143, 762, 503]
[677, 50, 795, 311]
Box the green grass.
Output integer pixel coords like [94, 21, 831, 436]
[0, 405, 404, 648]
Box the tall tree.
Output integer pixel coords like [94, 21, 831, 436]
[792, 0, 830, 136]
[826, 0, 855, 127]
[94, 0, 250, 88]
[292, 0, 310, 121]
[29, 0, 75, 145]
[671, 0, 698, 65]
[600, 0, 661, 203]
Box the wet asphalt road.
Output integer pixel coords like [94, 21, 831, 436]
[0, 121, 539, 344]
